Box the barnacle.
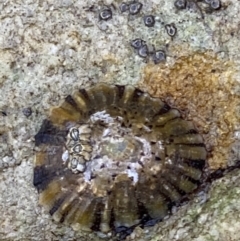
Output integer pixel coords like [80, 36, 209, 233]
[208, 0, 221, 10]
[119, 2, 129, 13]
[99, 8, 112, 21]
[143, 15, 155, 27]
[129, 1, 143, 15]
[130, 38, 145, 49]
[152, 50, 166, 64]
[22, 107, 32, 117]
[165, 23, 177, 38]
[137, 44, 148, 58]
[174, 0, 221, 16]
[34, 83, 207, 238]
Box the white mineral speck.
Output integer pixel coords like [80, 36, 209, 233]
[127, 166, 139, 184]
[62, 150, 69, 162]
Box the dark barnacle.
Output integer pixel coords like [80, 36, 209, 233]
[165, 23, 177, 38]
[204, 0, 221, 13]
[130, 38, 145, 49]
[137, 44, 148, 58]
[143, 15, 155, 27]
[151, 50, 166, 64]
[34, 83, 207, 239]
[130, 38, 149, 58]
[174, 0, 221, 14]
[99, 7, 112, 21]
[129, 1, 143, 15]
[174, 0, 187, 10]
[119, 2, 129, 13]
[22, 107, 32, 117]
[209, 0, 221, 10]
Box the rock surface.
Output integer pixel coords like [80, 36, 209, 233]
[0, 0, 240, 240]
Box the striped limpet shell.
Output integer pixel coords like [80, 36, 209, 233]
[33, 83, 207, 239]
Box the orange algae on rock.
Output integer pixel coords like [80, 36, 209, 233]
[141, 51, 239, 169]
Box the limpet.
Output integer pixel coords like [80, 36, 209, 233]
[34, 83, 207, 239]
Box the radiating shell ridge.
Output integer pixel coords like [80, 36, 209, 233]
[33, 83, 207, 238]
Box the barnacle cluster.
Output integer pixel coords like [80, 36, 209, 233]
[174, 0, 221, 15]
[34, 83, 207, 238]
[119, 1, 143, 15]
[98, 1, 178, 64]
[130, 38, 166, 63]
[98, 0, 223, 65]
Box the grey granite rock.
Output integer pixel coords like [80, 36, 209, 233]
[0, 0, 240, 240]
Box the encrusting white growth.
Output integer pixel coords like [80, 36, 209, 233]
[63, 110, 153, 186]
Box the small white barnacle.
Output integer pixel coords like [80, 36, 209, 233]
[99, 7, 112, 21]
[69, 128, 79, 141]
[72, 144, 82, 153]
[130, 38, 145, 49]
[165, 23, 177, 38]
[138, 44, 149, 58]
[143, 15, 155, 27]
[34, 83, 207, 239]
[119, 2, 129, 13]
[152, 50, 166, 64]
[69, 157, 78, 169]
[67, 155, 87, 173]
[209, 0, 221, 10]
[129, 1, 143, 15]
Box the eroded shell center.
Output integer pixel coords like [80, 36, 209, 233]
[63, 111, 154, 188]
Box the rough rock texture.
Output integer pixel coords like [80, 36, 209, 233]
[0, 0, 240, 240]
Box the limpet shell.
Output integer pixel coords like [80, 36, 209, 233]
[33, 83, 207, 238]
